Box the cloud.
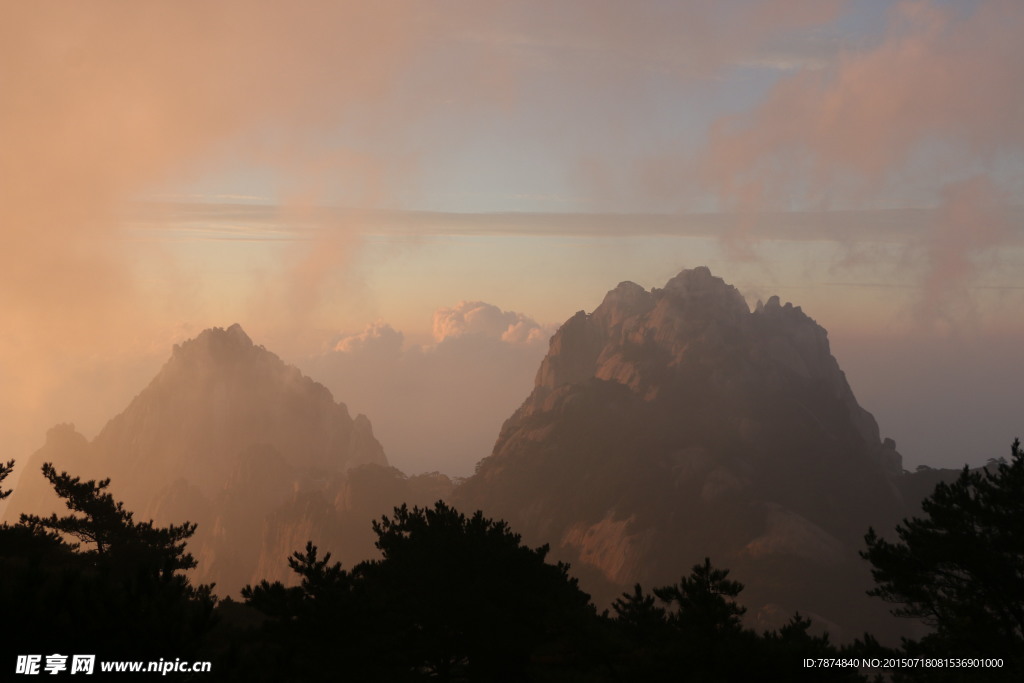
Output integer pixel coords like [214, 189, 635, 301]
[685, 0, 1024, 314]
[306, 302, 551, 477]
[916, 175, 1014, 325]
[0, 0, 441, 342]
[432, 301, 550, 345]
[697, 1, 1024, 202]
[5, 0, 1021, 481]
[0, 1, 427, 452]
[334, 321, 405, 356]
[454, 0, 848, 80]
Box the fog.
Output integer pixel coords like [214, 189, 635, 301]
[3, 0, 1022, 489]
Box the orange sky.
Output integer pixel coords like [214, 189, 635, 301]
[2, 1, 1022, 483]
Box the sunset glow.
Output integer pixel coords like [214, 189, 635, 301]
[3, 0, 1022, 483]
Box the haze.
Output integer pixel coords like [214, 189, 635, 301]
[3, 0, 1022, 491]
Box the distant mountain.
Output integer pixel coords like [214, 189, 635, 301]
[5, 324, 435, 593]
[455, 267, 915, 641]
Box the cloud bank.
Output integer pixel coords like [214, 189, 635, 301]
[306, 302, 553, 477]
[690, 0, 1024, 313]
[433, 301, 548, 345]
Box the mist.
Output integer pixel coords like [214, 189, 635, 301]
[4, 1, 1021, 477]
[2, 17, 1022, 660]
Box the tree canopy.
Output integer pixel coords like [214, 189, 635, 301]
[653, 556, 747, 637]
[362, 502, 595, 681]
[863, 439, 1024, 679]
[0, 459, 13, 500]
[2, 459, 881, 680]
[610, 558, 864, 681]
[20, 463, 198, 576]
[238, 501, 595, 682]
[0, 462, 213, 662]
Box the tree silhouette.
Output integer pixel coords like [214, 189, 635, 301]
[20, 463, 197, 576]
[610, 558, 752, 679]
[231, 507, 881, 681]
[612, 583, 670, 641]
[654, 557, 746, 637]
[242, 541, 351, 618]
[360, 501, 594, 681]
[236, 542, 388, 682]
[610, 559, 865, 681]
[862, 439, 1024, 679]
[238, 502, 596, 681]
[0, 458, 13, 500]
[0, 462, 213, 662]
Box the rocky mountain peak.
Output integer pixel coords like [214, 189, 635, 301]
[533, 267, 850, 411]
[459, 267, 908, 637]
[108, 325, 387, 492]
[8, 325, 389, 593]
[170, 323, 257, 366]
[661, 265, 749, 317]
[592, 281, 653, 329]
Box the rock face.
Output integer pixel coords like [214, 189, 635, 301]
[456, 267, 909, 640]
[6, 324, 394, 594]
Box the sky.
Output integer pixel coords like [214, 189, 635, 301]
[2, 0, 1022, 483]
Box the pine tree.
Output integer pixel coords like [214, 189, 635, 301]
[654, 557, 746, 636]
[360, 501, 593, 681]
[1, 462, 214, 660]
[863, 439, 1024, 678]
[20, 463, 197, 576]
[0, 458, 15, 500]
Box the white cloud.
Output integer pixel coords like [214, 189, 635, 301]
[501, 319, 548, 345]
[432, 300, 549, 345]
[333, 321, 404, 355]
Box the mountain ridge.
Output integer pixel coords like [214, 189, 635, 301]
[7, 274, 936, 636]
